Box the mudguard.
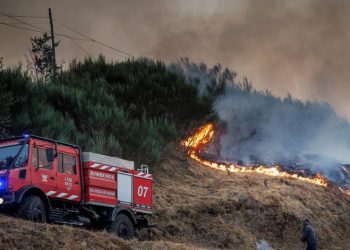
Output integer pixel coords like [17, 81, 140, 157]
[15, 186, 51, 214]
[110, 207, 136, 225]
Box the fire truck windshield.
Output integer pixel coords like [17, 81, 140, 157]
[0, 143, 28, 170]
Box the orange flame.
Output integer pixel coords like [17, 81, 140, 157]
[182, 123, 330, 187]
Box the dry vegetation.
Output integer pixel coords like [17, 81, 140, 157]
[0, 150, 350, 249]
[144, 150, 350, 249]
[0, 213, 196, 250]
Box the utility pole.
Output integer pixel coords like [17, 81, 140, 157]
[48, 8, 57, 77]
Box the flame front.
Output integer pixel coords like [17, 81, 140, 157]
[182, 123, 330, 187]
[182, 123, 214, 150]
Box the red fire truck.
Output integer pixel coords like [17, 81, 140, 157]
[0, 135, 153, 239]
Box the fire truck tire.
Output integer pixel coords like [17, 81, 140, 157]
[108, 214, 134, 240]
[17, 195, 47, 223]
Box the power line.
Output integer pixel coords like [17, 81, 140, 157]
[0, 22, 90, 41]
[0, 22, 48, 25]
[1, 14, 47, 19]
[56, 33, 90, 41]
[1, 12, 91, 41]
[0, 21, 93, 59]
[1, 12, 135, 58]
[68, 37, 93, 58]
[54, 19, 134, 58]
[0, 22, 44, 33]
[1, 12, 47, 32]
[0, 22, 91, 42]
[0, 21, 96, 58]
[51, 19, 88, 41]
[54, 19, 104, 43]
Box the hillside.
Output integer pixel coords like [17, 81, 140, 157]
[0, 150, 349, 249]
[0, 57, 213, 165]
[0, 211, 195, 250]
[147, 151, 350, 249]
[1, 57, 350, 249]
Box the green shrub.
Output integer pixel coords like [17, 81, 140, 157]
[0, 57, 213, 166]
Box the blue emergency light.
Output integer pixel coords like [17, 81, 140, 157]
[23, 133, 30, 138]
[0, 178, 6, 191]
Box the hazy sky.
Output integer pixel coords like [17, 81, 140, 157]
[1, 0, 350, 119]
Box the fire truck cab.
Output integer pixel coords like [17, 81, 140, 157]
[0, 135, 153, 239]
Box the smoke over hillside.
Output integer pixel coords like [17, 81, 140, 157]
[2, 0, 350, 117]
[171, 58, 350, 188]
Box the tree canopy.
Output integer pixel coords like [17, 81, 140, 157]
[0, 56, 214, 165]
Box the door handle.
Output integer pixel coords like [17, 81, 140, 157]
[75, 181, 79, 184]
[50, 176, 55, 180]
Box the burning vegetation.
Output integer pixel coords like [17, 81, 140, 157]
[181, 123, 350, 192]
[173, 59, 350, 197]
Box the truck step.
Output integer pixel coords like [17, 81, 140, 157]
[55, 220, 84, 226]
[49, 209, 64, 221]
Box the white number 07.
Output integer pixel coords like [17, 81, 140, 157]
[137, 186, 148, 197]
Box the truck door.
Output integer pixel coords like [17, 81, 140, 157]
[55, 152, 81, 202]
[30, 146, 56, 194]
[117, 172, 133, 206]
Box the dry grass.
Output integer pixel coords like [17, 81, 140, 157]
[143, 150, 350, 249]
[0, 150, 349, 249]
[0, 214, 197, 250]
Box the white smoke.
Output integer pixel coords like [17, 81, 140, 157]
[170, 58, 350, 187]
[256, 240, 274, 250]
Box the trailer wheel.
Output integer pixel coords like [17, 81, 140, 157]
[108, 214, 134, 240]
[17, 195, 47, 223]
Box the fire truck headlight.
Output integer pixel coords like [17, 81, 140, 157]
[0, 198, 4, 204]
[0, 178, 7, 191]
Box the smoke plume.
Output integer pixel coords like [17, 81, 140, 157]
[171, 58, 350, 188]
[2, 0, 350, 117]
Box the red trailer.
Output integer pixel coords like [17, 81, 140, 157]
[0, 135, 153, 239]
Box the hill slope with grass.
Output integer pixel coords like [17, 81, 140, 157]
[1, 57, 350, 249]
[149, 151, 350, 249]
[0, 152, 349, 249]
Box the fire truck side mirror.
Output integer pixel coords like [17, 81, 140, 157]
[46, 148, 55, 163]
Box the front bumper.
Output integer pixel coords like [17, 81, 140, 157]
[0, 191, 15, 206]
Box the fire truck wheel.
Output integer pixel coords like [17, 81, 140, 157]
[17, 195, 47, 223]
[108, 214, 134, 240]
